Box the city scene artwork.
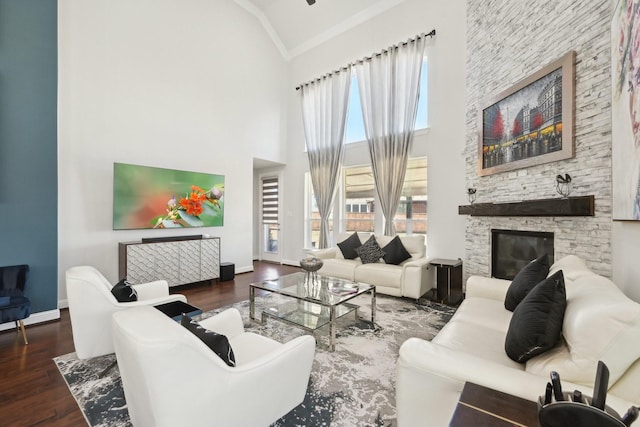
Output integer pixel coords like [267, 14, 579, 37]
[478, 51, 575, 176]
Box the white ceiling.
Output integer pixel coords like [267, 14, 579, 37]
[234, 0, 407, 60]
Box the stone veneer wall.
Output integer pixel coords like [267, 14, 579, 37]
[465, 0, 612, 280]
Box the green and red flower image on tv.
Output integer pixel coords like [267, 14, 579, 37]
[113, 163, 225, 230]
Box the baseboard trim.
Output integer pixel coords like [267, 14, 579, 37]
[236, 265, 254, 274]
[282, 259, 300, 267]
[0, 309, 61, 331]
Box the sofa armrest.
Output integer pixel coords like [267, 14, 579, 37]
[199, 308, 245, 339]
[465, 275, 512, 301]
[398, 337, 547, 400]
[306, 247, 338, 260]
[401, 257, 434, 299]
[132, 280, 170, 300]
[396, 338, 637, 426]
[403, 257, 431, 269]
[116, 293, 186, 308]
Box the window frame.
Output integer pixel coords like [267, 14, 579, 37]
[303, 157, 427, 249]
[344, 57, 429, 145]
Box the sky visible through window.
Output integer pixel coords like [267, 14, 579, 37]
[345, 58, 428, 143]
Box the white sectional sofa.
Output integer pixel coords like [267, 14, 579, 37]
[307, 232, 434, 299]
[396, 255, 640, 426]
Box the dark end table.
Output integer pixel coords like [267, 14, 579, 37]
[450, 382, 540, 426]
[429, 258, 463, 305]
[154, 300, 202, 322]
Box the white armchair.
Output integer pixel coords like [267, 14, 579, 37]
[66, 265, 186, 359]
[112, 306, 316, 427]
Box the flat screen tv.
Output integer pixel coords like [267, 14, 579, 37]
[113, 163, 224, 230]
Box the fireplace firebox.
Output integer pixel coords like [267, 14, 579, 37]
[491, 229, 554, 280]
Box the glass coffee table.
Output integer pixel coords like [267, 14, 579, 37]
[249, 272, 376, 351]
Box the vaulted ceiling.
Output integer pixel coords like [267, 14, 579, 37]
[234, 0, 408, 60]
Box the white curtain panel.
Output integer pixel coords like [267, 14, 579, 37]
[356, 35, 427, 235]
[300, 71, 351, 248]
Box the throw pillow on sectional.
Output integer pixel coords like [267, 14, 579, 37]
[355, 235, 386, 264]
[337, 232, 362, 259]
[382, 235, 412, 265]
[181, 314, 236, 367]
[111, 278, 138, 302]
[504, 254, 550, 311]
[504, 270, 566, 363]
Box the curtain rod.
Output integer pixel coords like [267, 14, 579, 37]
[295, 29, 435, 91]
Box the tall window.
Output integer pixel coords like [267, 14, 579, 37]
[304, 157, 427, 248]
[343, 165, 375, 233]
[345, 57, 428, 144]
[392, 158, 427, 236]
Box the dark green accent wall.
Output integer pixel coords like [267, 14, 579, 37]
[0, 1, 58, 313]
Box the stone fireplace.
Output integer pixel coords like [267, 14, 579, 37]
[463, 0, 613, 285]
[463, 214, 610, 285]
[491, 229, 554, 280]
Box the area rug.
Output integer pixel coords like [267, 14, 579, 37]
[54, 294, 455, 427]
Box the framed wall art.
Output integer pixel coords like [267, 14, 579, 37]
[478, 51, 576, 176]
[612, 0, 640, 221]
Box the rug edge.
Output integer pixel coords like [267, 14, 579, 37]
[53, 353, 92, 427]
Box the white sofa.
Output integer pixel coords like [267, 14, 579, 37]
[396, 255, 640, 426]
[112, 306, 316, 427]
[307, 232, 433, 299]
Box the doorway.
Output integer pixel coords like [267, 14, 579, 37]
[259, 173, 282, 263]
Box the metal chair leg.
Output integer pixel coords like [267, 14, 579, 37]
[16, 320, 28, 345]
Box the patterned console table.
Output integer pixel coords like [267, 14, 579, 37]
[119, 237, 220, 287]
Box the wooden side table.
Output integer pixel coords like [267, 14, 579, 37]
[429, 258, 463, 305]
[450, 382, 540, 427]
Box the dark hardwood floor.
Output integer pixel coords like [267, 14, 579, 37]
[0, 261, 300, 427]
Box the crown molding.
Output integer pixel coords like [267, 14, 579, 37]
[234, 0, 407, 60]
[289, 0, 407, 58]
[233, 0, 291, 61]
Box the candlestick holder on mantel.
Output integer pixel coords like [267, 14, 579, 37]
[458, 195, 594, 217]
[467, 188, 477, 204]
[556, 173, 572, 198]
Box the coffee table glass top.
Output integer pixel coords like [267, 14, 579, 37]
[250, 272, 376, 351]
[252, 272, 373, 305]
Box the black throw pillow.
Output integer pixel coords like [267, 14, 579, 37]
[111, 278, 138, 302]
[504, 270, 566, 363]
[382, 236, 412, 265]
[504, 254, 550, 311]
[181, 314, 236, 367]
[355, 235, 386, 264]
[337, 232, 362, 259]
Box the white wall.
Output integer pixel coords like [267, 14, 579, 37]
[57, 0, 289, 303]
[279, 0, 467, 264]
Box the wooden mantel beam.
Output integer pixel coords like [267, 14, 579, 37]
[458, 195, 594, 217]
